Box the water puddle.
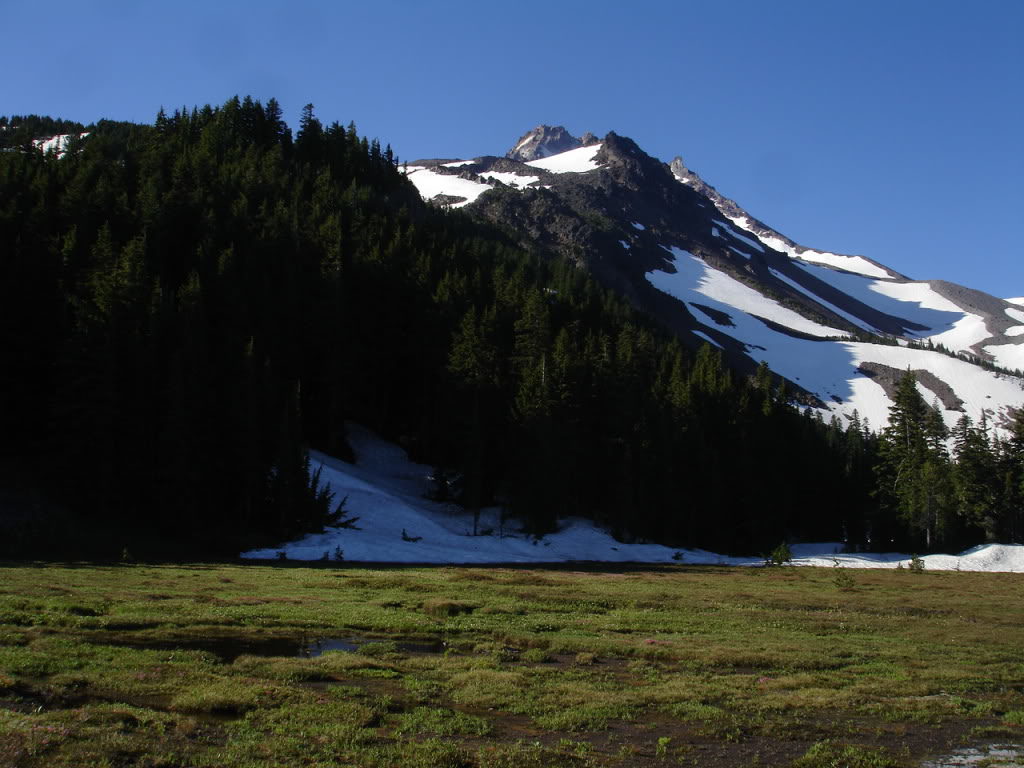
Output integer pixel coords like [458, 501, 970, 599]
[921, 744, 1024, 767]
[301, 637, 446, 657]
[91, 633, 446, 662]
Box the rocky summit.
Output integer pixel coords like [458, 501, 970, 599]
[505, 124, 592, 162]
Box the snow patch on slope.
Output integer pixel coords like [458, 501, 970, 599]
[478, 171, 539, 189]
[525, 144, 603, 173]
[404, 168, 493, 208]
[790, 262, 991, 352]
[712, 218, 764, 253]
[651, 246, 850, 339]
[768, 267, 877, 333]
[32, 132, 89, 158]
[725, 215, 890, 279]
[692, 330, 723, 348]
[241, 426, 1024, 571]
[982, 342, 1024, 372]
[648, 253, 1024, 435]
[869, 280, 990, 352]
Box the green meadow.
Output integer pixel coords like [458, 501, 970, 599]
[0, 561, 1021, 767]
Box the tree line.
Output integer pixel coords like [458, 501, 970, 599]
[1, 97, 1020, 558]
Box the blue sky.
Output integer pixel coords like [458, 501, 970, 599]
[6, 0, 1021, 297]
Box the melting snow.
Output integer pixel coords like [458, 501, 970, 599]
[712, 218, 765, 252]
[32, 132, 89, 158]
[1005, 326, 1024, 337]
[647, 251, 1024, 435]
[526, 144, 603, 173]
[871, 280, 990, 352]
[789, 262, 990, 352]
[1007, 307, 1024, 324]
[241, 425, 1024, 570]
[692, 330, 723, 348]
[726, 215, 890, 279]
[768, 268, 877, 333]
[983, 342, 1024, 372]
[921, 744, 1024, 767]
[404, 168, 493, 208]
[478, 171, 539, 189]
[651, 246, 850, 339]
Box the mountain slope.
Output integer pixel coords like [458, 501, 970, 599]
[404, 127, 1024, 436]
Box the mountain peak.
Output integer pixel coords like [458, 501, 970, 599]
[506, 125, 588, 162]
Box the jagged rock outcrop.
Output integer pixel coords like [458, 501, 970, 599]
[506, 125, 583, 162]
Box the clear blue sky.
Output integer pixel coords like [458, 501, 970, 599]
[6, 0, 1021, 297]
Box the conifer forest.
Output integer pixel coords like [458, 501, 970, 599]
[2, 99, 1022, 559]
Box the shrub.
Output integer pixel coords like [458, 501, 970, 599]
[767, 542, 793, 566]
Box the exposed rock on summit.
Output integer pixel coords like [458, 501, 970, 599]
[507, 125, 586, 162]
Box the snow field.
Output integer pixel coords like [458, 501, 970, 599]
[712, 218, 765, 253]
[31, 132, 89, 158]
[723, 214, 891, 279]
[242, 425, 1024, 572]
[692, 330, 723, 348]
[870, 280, 990, 352]
[525, 144, 603, 173]
[768, 267, 877, 333]
[477, 171, 539, 189]
[652, 246, 851, 339]
[646, 249, 1024, 437]
[403, 168, 493, 208]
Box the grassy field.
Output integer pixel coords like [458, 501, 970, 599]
[0, 560, 1021, 767]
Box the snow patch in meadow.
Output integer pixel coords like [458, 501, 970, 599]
[241, 426, 1024, 571]
[526, 144, 603, 173]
